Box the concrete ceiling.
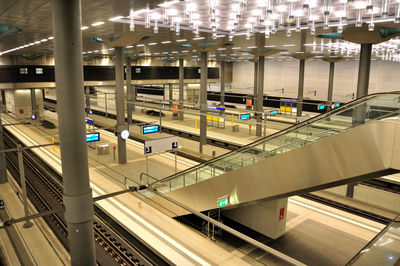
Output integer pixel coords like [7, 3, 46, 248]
[1, 0, 400, 62]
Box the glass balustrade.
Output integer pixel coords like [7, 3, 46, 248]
[152, 93, 400, 194]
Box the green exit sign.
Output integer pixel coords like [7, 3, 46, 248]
[217, 197, 229, 208]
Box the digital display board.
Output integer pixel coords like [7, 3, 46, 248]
[270, 110, 279, 116]
[208, 106, 225, 111]
[86, 132, 100, 142]
[318, 104, 325, 110]
[239, 114, 250, 120]
[85, 117, 94, 125]
[142, 125, 160, 134]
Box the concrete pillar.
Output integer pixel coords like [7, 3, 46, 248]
[84, 87, 90, 113]
[30, 88, 40, 121]
[0, 113, 7, 183]
[169, 83, 173, 105]
[253, 62, 258, 111]
[52, 0, 96, 264]
[327, 62, 335, 105]
[126, 57, 133, 124]
[115, 47, 127, 164]
[256, 56, 264, 137]
[178, 58, 184, 120]
[199, 52, 208, 153]
[296, 31, 306, 117]
[220, 61, 225, 106]
[356, 43, 372, 98]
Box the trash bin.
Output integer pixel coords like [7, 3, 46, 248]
[97, 144, 109, 155]
[232, 125, 239, 132]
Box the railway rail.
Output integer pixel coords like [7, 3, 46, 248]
[3, 127, 168, 266]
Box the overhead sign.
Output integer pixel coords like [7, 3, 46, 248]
[318, 104, 325, 110]
[86, 132, 100, 142]
[239, 114, 250, 120]
[270, 110, 279, 116]
[144, 136, 178, 155]
[142, 125, 160, 135]
[85, 117, 94, 125]
[217, 197, 229, 208]
[208, 106, 225, 111]
[246, 99, 252, 107]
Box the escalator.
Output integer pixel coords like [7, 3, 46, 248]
[143, 92, 400, 217]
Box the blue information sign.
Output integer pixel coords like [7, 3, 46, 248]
[143, 125, 160, 135]
[208, 106, 225, 111]
[85, 117, 94, 125]
[270, 110, 279, 116]
[86, 132, 100, 142]
[239, 114, 250, 120]
[318, 104, 325, 110]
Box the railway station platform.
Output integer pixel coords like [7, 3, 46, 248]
[0, 177, 68, 265]
[0, 111, 393, 265]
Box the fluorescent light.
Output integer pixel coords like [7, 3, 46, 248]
[109, 16, 123, 21]
[34, 41, 40, 44]
[41, 39, 48, 42]
[81, 26, 89, 30]
[148, 43, 157, 45]
[264, 45, 275, 48]
[126, 45, 133, 48]
[193, 37, 205, 40]
[136, 44, 144, 47]
[91, 22, 104, 27]
[158, 0, 179, 7]
[108, 48, 115, 50]
[48, 36, 54, 40]
[232, 47, 241, 50]
[161, 41, 172, 44]
[176, 39, 187, 42]
[283, 44, 295, 47]
[247, 46, 257, 49]
[217, 48, 226, 50]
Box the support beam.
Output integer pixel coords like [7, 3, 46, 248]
[199, 52, 208, 153]
[30, 88, 39, 121]
[296, 31, 306, 117]
[126, 57, 133, 124]
[327, 62, 335, 105]
[220, 61, 225, 106]
[178, 58, 184, 120]
[356, 43, 372, 98]
[253, 62, 258, 111]
[84, 87, 90, 113]
[0, 114, 6, 183]
[256, 56, 264, 137]
[115, 47, 127, 164]
[169, 83, 173, 105]
[52, 0, 96, 264]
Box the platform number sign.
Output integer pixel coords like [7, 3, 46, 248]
[145, 146, 152, 155]
[172, 142, 178, 149]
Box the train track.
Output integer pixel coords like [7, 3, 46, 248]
[3, 128, 168, 266]
[44, 99, 397, 225]
[44, 98, 241, 151]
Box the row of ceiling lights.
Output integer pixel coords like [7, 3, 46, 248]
[113, 0, 400, 39]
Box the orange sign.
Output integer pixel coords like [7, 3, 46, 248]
[172, 104, 179, 114]
[246, 99, 252, 107]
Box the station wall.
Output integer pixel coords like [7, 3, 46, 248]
[231, 59, 400, 102]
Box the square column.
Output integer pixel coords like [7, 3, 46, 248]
[115, 47, 127, 164]
[126, 57, 134, 124]
[256, 56, 264, 137]
[220, 61, 225, 106]
[199, 52, 208, 153]
[253, 62, 258, 111]
[178, 58, 184, 120]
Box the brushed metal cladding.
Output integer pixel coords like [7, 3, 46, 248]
[153, 120, 400, 215]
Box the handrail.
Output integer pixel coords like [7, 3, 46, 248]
[150, 92, 400, 186]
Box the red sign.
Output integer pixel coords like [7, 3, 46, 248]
[172, 104, 179, 114]
[19, 109, 24, 114]
[279, 207, 285, 220]
[246, 99, 252, 107]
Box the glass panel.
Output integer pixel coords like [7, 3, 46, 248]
[154, 93, 400, 193]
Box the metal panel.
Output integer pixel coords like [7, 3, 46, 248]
[151, 120, 400, 216]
